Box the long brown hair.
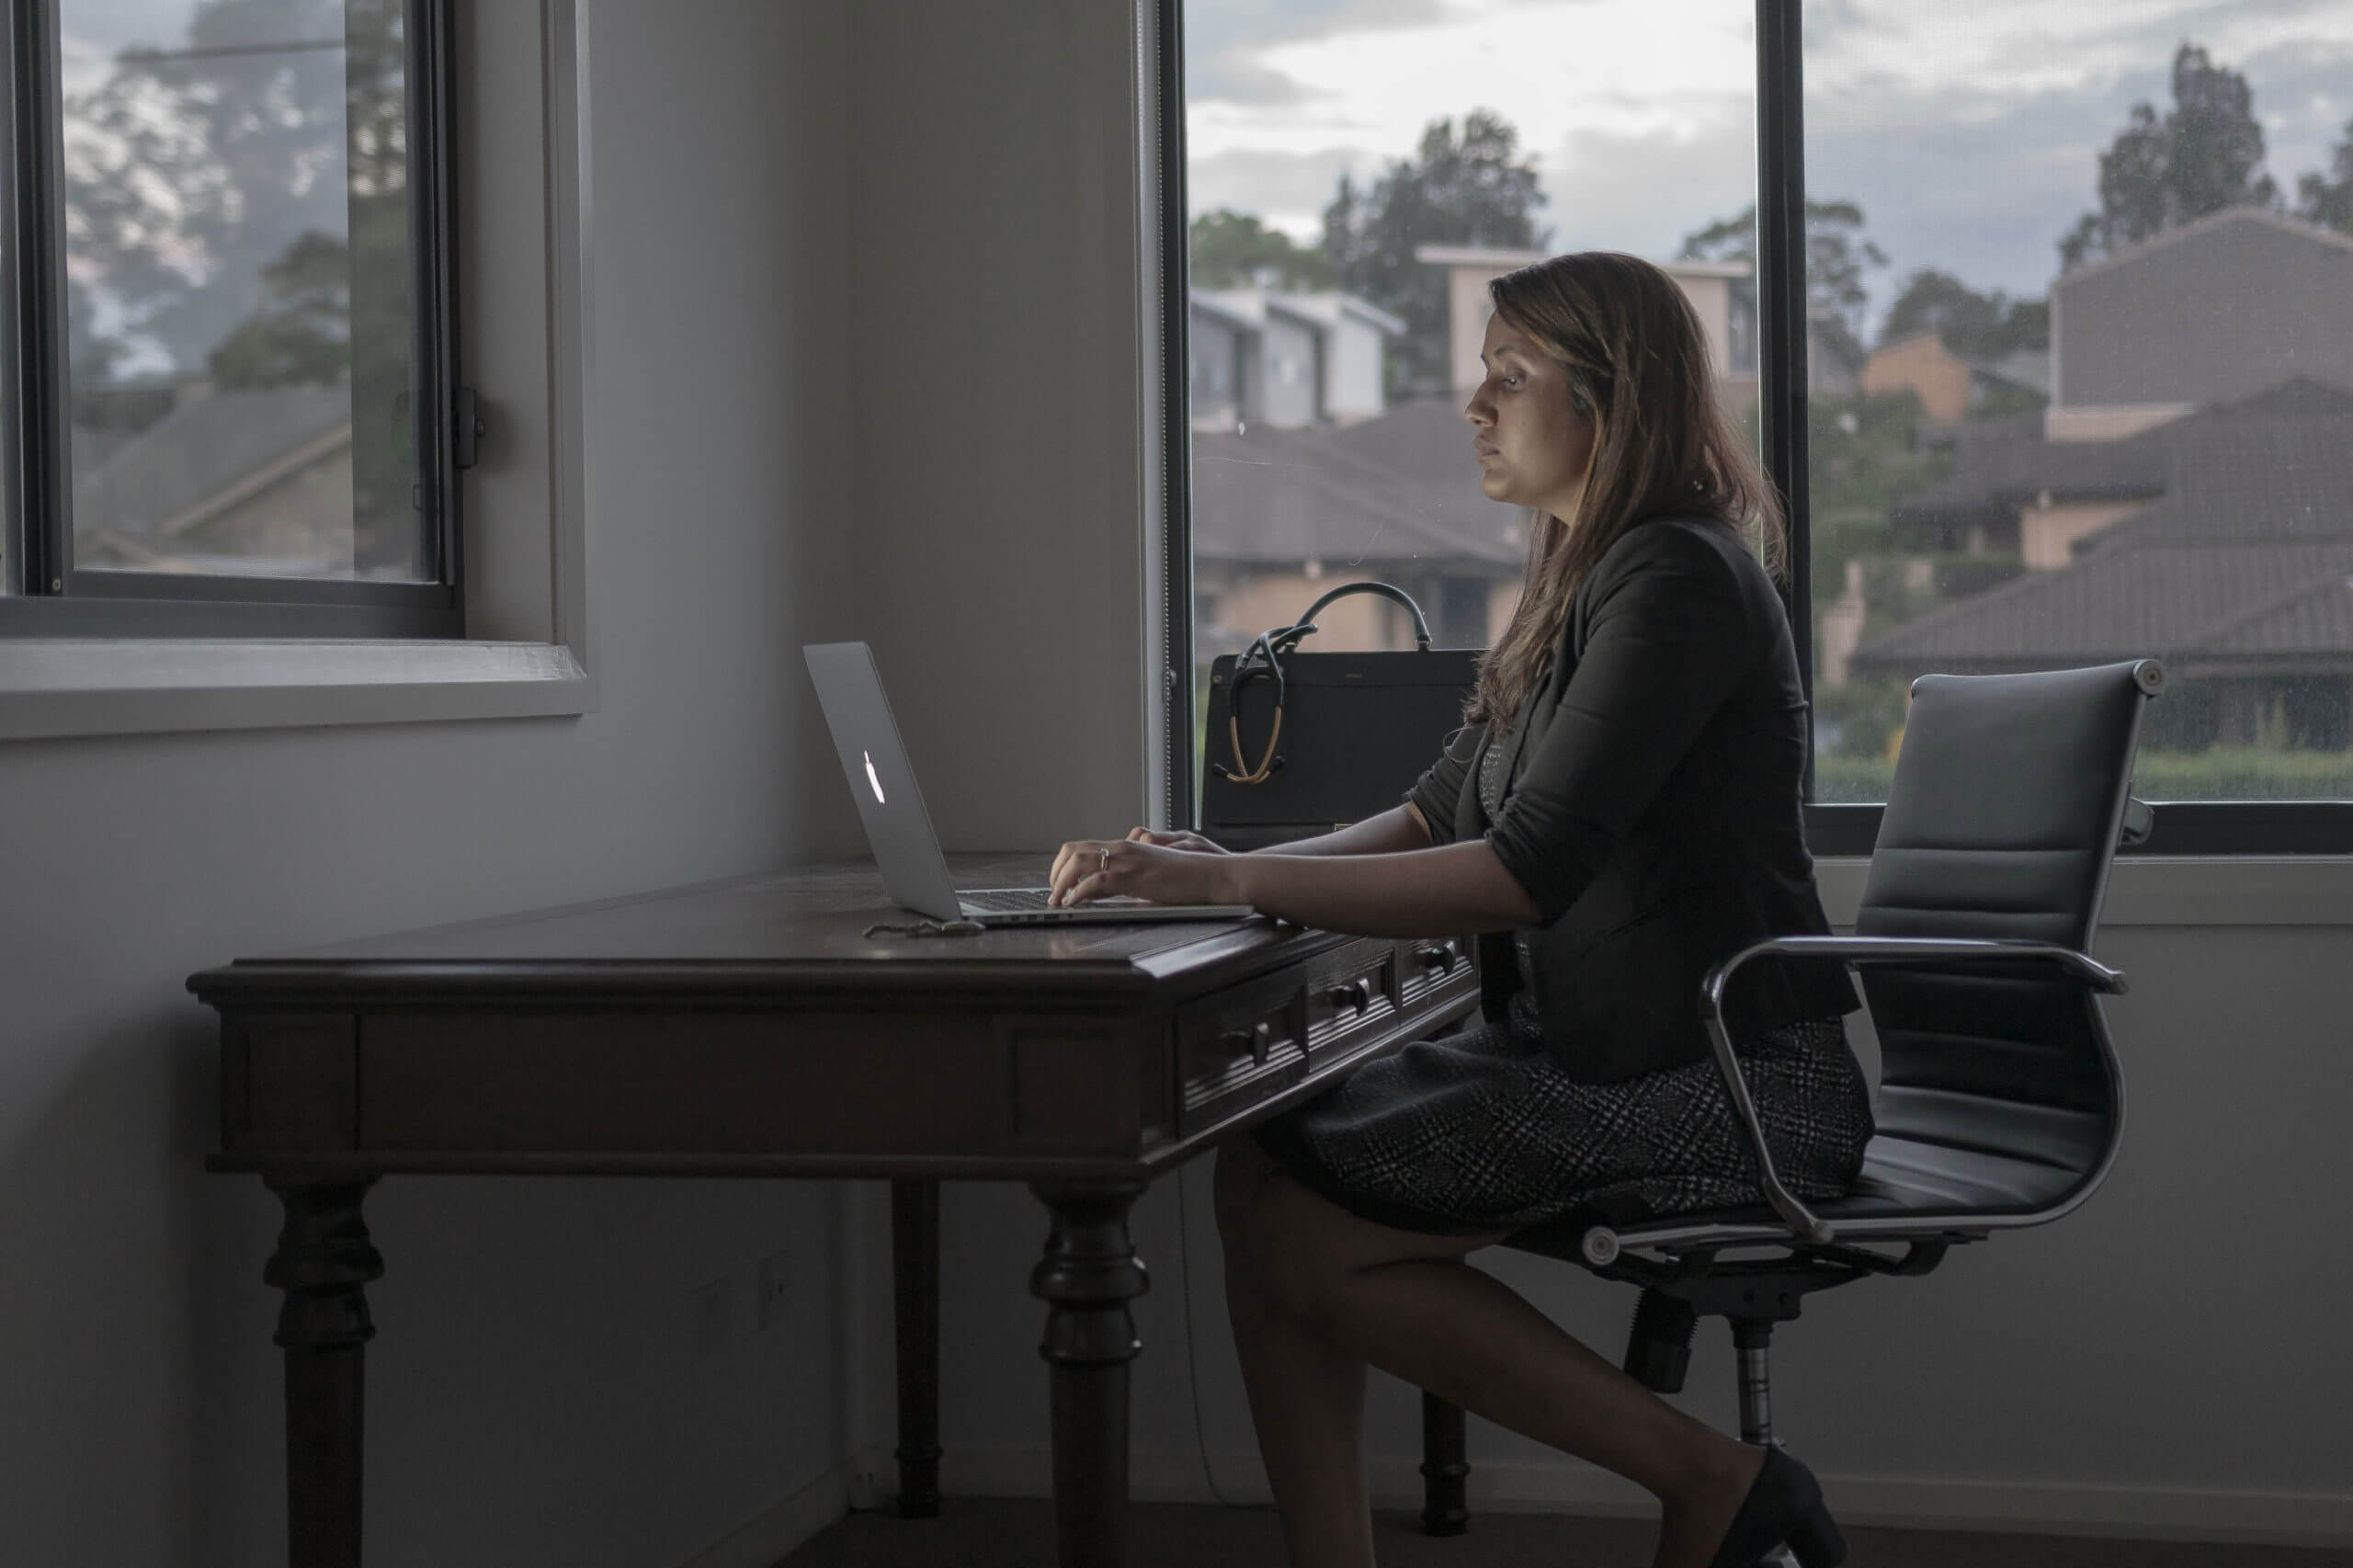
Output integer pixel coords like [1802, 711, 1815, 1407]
[1468, 252, 1784, 729]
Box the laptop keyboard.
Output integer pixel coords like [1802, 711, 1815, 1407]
[960, 888, 1056, 913]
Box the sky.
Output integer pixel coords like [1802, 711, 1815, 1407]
[1185, 0, 2353, 328]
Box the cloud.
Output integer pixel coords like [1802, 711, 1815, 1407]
[1180, 0, 2353, 325]
[1187, 0, 1454, 107]
[1540, 97, 1757, 260]
[1186, 146, 1381, 238]
[1809, 32, 2353, 314]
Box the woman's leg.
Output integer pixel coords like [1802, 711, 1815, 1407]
[1219, 1138, 1765, 1568]
[1215, 1141, 1378, 1568]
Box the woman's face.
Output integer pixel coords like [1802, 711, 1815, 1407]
[1464, 311, 1597, 518]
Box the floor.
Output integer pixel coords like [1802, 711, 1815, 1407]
[776, 1498, 2353, 1568]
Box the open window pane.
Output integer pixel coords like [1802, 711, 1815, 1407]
[1180, 0, 1759, 767]
[1804, 2, 2353, 804]
[60, 0, 422, 581]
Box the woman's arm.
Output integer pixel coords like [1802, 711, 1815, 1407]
[1126, 803, 1435, 858]
[1222, 838, 1539, 936]
[1249, 803, 1437, 857]
[1048, 830, 1539, 936]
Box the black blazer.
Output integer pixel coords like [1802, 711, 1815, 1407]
[1408, 514, 1856, 1082]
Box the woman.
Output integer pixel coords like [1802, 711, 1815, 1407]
[1048, 252, 1870, 1568]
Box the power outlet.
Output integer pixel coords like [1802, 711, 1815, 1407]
[756, 1248, 791, 1333]
[690, 1278, 733, 1361]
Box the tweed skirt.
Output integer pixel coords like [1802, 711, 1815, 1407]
[1252, 997, 1875, 1236]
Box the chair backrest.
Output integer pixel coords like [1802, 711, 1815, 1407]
[1855, 661, 2159, 1183]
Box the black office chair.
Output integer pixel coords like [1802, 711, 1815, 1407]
[1415, 658, 2164, 1534]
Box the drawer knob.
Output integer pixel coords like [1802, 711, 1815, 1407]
[1413, 940, 1459, 975]
[1355, 976, 1376, 1010]
[1220, 1021, 1273, 1064]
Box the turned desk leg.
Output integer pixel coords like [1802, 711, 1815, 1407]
[890, 1178, 943, 1518]
[1420, 1391, 1470, 1535]
[1029, 1181, 1149, 1568]
[264, 1176, 383, 1568]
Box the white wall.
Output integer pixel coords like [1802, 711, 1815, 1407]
[846, 0, 1157, 853]
[0, 4, 867, 1564]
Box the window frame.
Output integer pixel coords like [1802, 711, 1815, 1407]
[2, 0, 465, 641]
[1155, 0, 2353, 857]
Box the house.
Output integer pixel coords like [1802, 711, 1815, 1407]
[1190, 244, 1778, 660]
[71, 383, 359, 574]
[1187, 288, 1404, 432]
[1413, 244, 1760, 402]
[1190, 398, 1528, 653]
[1844, 210, 2353, 739]
[2047, 206, 2353, 439]
[1850, 379, 2353, 748]
[1862, 332, 2050, 422]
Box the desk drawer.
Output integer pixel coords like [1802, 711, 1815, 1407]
[1174, 971, 1307, 1134]
[1397, 936, 1472, 1009]
[1306, 937, 1398, 1057]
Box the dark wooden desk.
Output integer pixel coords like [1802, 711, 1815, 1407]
[194, 855, 1480, 1568]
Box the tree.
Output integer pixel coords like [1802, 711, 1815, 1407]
[1877, 268, 2048, 359]
[1188, 210, 1330, 290]
[208, 231, 353, 389]
[1322, 110, 1551, 398]
[1677, 199, 1887, 352]
[2296, 116, 2353, 235]
[2058, 42, 2278, 270]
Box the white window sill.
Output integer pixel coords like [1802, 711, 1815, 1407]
[0, 639, 594, 740]
[1815, 854, 2353, 927]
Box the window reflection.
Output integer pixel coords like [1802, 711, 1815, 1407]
[1183, 0, 1760, 751]
[61, 0, 420, 581]
[1805, 6, 2353, 802]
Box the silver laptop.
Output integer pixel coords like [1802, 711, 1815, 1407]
[804, 642, 1255, 926]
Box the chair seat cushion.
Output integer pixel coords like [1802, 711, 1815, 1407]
[1585, 1130, 2097, 1245]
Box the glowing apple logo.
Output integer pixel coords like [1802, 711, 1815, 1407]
[862, 749, 886, 803]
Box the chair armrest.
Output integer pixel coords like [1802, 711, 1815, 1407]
[1695, 937, 2127, 1245]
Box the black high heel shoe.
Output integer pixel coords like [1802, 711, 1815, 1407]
[1706, 1446, 1847, 1568]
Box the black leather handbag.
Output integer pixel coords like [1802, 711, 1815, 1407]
[1199, 582, 1482, 850]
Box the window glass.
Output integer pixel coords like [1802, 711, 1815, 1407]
[1804, 2, 2353, 802]
[58, 0, 422, 581]
[1182, 0, 1759, 762]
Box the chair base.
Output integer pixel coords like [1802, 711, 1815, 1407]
[1417, 1238, 1953, 1534]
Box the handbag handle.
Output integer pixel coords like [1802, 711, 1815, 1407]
[1271, 581, 1434, 653]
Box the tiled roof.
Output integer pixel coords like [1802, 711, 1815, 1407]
[1896, 377, 2353, 527]
[1190, 398, 1527, 573]
[1898, 419, 2167, 522]
[1859, 377, 2353, 676]
[1850, 540, 2353, 675]
[73, 384, 351, 540]
[2092, 382, 2353, 546]
[2199, 569, 2353, 656]
[2054, 205, 2353, 288]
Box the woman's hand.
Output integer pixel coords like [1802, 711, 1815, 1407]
[1048, 834, 1245, 908]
